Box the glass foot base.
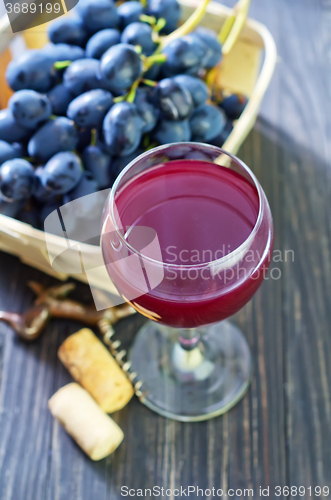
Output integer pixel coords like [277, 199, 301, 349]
[129, 320, 252, 422]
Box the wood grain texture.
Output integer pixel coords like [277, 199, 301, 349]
[0, 0, 330, 498]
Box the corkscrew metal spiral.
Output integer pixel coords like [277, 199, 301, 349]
[98, 318, 146, 401]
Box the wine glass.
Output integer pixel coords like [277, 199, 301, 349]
[101, 143, 273, 421]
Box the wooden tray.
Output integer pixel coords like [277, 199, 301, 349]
[0, 0, 277, 293]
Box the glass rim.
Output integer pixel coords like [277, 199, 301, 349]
[108, 142, 264, 269]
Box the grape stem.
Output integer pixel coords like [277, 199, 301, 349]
[54, 60, 72, 70]
[145, 53, 167, 65]
[159, 0, 212, 50]
[140, 14, 156, 26]
[113, 94, 127, 103]
[126, 79, 140, 103]
[141, 79, 158, 87]
[154, 18, 166, 33]
[152, 32, 162, 44]
[144, 52, 167, 69]
[90, 129, 98, 147]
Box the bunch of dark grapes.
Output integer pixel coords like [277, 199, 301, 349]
[0, 0, 248, 229]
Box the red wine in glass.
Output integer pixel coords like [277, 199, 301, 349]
[101, 143, 273, 421]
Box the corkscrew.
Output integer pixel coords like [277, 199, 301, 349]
[0, 281, 146, 401]
[98, 317, 146, 401]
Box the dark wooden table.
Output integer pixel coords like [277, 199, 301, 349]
[0, 1, 331, 498]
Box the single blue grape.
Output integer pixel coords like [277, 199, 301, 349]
[0, 159, 35, 201]
[28, 117, 79, 163]
[152, 119, 191, 144]
[193, 27, 222, 68]
[173, 75, 208, 107]
[47, 84, 75, 116]
[67, 89, 113, 128]
[6, 50, 56, 92]
[42, 43, 85, 62]
[220, 93, 248, 120]
[162, 35, 207, 77]
[103, 101, 143, 157]
[117, 1, 144, 29]
[0, 140, 21, 166]
[82, 144, 113, 189]
[189, 104, 227, 142]
[86, 29, 121, 59]
[76, 0, 119, 34]
[9, 90, 52, 130]
[111, 148, 144, 178]
[67, 89, 113, 129]
[121, 22, 156, 56]
[135, 87, 158, 133]
[0, 109, 32, 143]
[100, 44, 143, 93]
[63, 59, 101, 96]
[210, 119, 233, 147]
[48, 17, 88, 47]
[146, 0, 181, 34]
[153, 78, 193, 121]
[40, 152, 83, 195]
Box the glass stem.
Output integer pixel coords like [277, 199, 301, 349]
[178, 328, 200, 351]
[172, 328, 206, 376]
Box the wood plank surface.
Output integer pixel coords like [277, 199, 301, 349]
[0, 0, 330, 499]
